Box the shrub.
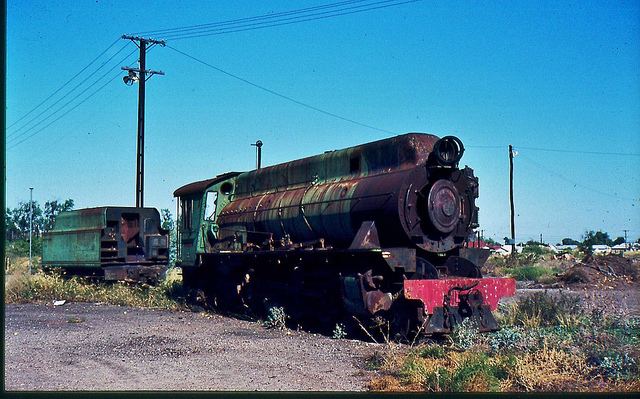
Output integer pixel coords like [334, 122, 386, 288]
[515, 291, 581, 327]
[418, 344, 446, 359]
[593, 352, 638, 380]
[522, 244, 547, 258]
[364, 351, 386, 371]
[504, 265, 553, 282]
[448, 352, 505, 392]
[489, 327, 523, 353]
[512, 346, 593, 391]
[263, 306, 288, 330]
[332, 323, 347, 339]
[450, 318, 479, 350]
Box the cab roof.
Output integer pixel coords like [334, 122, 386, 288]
[173, 172, 241, 197]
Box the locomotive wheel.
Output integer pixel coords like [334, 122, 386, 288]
[208, 272, 246, 311]
[238, 269, 259, 311]
[388, 299, 426, 342]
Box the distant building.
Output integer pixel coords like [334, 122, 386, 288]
[591, 244, 611, 255]
[611, 243, 630, 254]
[554, 244, 578, 253]
[498, 244, 523, 255]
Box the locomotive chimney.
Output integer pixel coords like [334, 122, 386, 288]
[251, 140, 263, 169]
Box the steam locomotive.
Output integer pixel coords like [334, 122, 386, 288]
[174, 133, 515, 334]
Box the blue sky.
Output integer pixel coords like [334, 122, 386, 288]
[6, 0, 640, 243]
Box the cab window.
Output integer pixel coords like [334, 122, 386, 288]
[204, 191, 218, 220]
[181, 198, 193, 230]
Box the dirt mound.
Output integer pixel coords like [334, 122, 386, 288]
[559, 255, 638, 289]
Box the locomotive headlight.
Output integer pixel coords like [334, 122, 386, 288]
[433, 136, 465, 166]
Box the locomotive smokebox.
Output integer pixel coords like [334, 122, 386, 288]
[426, 179, 461, 234]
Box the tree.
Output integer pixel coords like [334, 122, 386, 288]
[7, 201, 43, 240]
[5, 208, 20, 241]
[585, 230, 614, 246]
[43, 199, 74, 232]
[579, 230, 613, 260]
[5, 199, 74, 258]
[561, 238, 580, 246]
[160, 208, 177, 267]
[160, 208, 174, 232]
[612, 236, 625, 246]
[483, 237, 499, 246]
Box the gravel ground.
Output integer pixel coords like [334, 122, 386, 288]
[5, 284, 638, 391]
[4, 303, 379, 391]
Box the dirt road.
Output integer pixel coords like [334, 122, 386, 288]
[4, 303, 377, 391]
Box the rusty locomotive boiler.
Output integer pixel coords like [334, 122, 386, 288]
[174, 133, 515, 334]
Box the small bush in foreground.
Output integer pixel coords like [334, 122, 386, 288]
[332, 323, 347, 339]
[497, 291, 581, 328]
[263, 306, 288, 330]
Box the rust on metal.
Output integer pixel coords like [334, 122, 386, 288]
[215, 133, 477, 253]
[403, 277, 516, 314]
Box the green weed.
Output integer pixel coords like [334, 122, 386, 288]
[263, 306, 289, 330]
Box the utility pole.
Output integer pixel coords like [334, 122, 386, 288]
[121, 35, 165, 208]
[623, 229, 629, 250]
[29, 187, 33, 274]
[509, 145, 516, 259]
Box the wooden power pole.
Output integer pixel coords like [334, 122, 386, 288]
[509, 145, 516, 258]
[121, 35, 165, 208]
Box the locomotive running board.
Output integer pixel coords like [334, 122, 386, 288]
[403, 278, 516, 333]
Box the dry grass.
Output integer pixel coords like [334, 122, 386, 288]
[5, 258, 186, 310]
[368, 291, 640, 392]
[624, 251, 640, 261]
[510, 345, 593, 391]
[369, 343, 639, 392]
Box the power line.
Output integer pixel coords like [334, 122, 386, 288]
[518, 154, 639, 202]
[8, 43, 135, 145]
[516, 146, 640, 157]
[8, 51, 139, 149]
[7, 42, 133, 141]
[156, 0, 421, 41]
[135, 0, 368, 36]
[8, 71, 124, 149]
[468, 144, 640, 156]
[467, 145, 504, 149]
[167, 45, 394, 134]
[6, 37, 122, 131]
